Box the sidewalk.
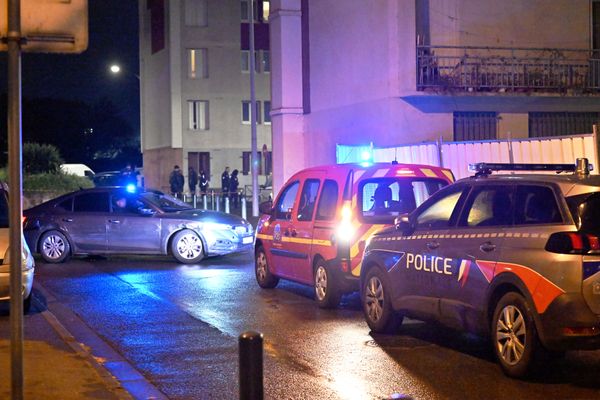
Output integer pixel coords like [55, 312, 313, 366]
[0, 283, 164, 400]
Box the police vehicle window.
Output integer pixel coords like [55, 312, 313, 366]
[566, 192, 600, 231]
[316, 180, 338, 221]
[73, 192, 110, 213]
[460, 186, 513, 227]
[514, 185, 562, 225]
[297, 179, 320, 221]
[415, 188, 464, 230]
[55, 198, 73, 212]
[274, 181, 299, 219]
[412, 180, 448, 207]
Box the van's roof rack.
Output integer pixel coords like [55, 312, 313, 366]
[469, 158, 592, 176]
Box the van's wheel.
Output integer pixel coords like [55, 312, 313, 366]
[171, 229, 204, 264]
[39, 230, 71, 263]
[362, 266, 403, 333]
[492, 292, 539, 378]
[314, 260, 341, 308]
[255, 245, 279, 288]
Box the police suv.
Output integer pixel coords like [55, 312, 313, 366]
[360, 159, 600, 377]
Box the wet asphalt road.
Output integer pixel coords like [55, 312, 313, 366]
[29, 253, 600, 400]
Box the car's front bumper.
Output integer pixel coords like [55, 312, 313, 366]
[0, 265, 34, 301]
[203, 228, 255, 256]
[538, 293, 600, 351]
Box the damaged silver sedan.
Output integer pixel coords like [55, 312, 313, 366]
[23, 187, 254, 264]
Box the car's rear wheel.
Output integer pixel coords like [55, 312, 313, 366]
[314, 260, 341, 308]
[492, 292, 538, 378]
[171, 229, 204, 264]
[255, 245, 279, 288]
[39, 230, 71, 263]
[362, 266, 403, 333]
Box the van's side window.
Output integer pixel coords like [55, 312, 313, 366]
[315, 180, 338, 221]
[274, 181, 299, 220]
[297, 179, 320, 221]
[514, 185, 562, 225]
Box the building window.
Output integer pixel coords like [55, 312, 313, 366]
[261, 50, 270, 73]
[184, 0, 207, 27]
[263, 101, 271, 124]
[242, 150, 272, 175]
[241, 50, 260, 73]
[262, 1, 270, 22]
[241, 0, 259, 21]
[529, 112, 600, 138]
[453, 112, 497, 141]
[188, 100, 209, 130]
[594, 1, 600, 53]
[188, 49, 208, 79]
[242, 101, 261, 124]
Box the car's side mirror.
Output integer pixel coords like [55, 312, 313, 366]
[394, 213, 413, 235]
[138, 207, 155, 216]
[259, 201, 273, 215]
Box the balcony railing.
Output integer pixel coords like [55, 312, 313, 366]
[417, 45, 600, 94]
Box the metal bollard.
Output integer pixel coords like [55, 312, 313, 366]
[241, 197, 247, 220]
[193, 194, 197, 208]
[239, 331, 263, 400]
[225, 197, 230, 214]
[203, 195, 207, 210]
[211, 191, 216, 210]
[183, 194, 187, 203]
[216, 195, 220, 211]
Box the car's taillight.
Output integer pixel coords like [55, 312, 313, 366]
[545, 232, 600, 254]
[335, 201, 355, 243]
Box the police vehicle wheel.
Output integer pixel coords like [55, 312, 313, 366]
[255, 245, 279, 288]
[492, 292, 539, 378]
[314, 261, 341, 309]
[362, 266, 403, 334]
[39, 230, 71, 263]
[171, 230, 204, 264]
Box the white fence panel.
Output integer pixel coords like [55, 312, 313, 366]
[358, 133, 598, 180]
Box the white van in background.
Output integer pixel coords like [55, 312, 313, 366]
[60, 163, 95, 178]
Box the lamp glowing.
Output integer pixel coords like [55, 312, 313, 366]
[110, 64, 121, 74]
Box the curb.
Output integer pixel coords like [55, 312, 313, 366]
[33, 282, 168, 400]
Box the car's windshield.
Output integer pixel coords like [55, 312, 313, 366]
[140, 191, 193, 212]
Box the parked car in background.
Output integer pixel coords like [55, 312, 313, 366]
[60, 163, 95, 178]
[254, 162, 454, 308]
[23, 187, 254, 264]
[360, 159, 600, 377]
[0, 185, 35, 313]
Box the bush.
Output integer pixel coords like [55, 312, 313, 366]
[0, 168, 94, 192]
[23, 142, 63, 174]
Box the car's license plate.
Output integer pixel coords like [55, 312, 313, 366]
[243, 236, 253, 244]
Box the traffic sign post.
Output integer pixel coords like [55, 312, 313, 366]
[2, 1, 88, 398]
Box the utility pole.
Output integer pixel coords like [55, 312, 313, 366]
[249, 0, 259, 217]
[6, 0, 24, 398]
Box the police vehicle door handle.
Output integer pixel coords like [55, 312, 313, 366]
[480, 242, 496, 252]
[426, 241, 439, 250]
[62, 218, 73, 222]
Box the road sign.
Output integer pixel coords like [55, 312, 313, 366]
[0, 0, 88, 53]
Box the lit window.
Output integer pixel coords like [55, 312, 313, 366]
[261, 50, 270, 73]
[262, 1, 270, 22]
[242, 101, 261, 124]
[188, 48, 208, 79]
[188, 100, 209, 130]
[184, 0, 207, 27]
[263, 101, 271, 124]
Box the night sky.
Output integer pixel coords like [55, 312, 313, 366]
[1, 0, 140, 134]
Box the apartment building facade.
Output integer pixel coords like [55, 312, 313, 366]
[139, 0, 272, 192]
[270, 0, 600, 192]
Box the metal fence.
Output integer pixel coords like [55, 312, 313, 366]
[338, 130, 599, 181]
[417, 45, 600, 93]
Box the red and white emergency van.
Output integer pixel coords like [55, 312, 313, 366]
[254, 162, 454, 307]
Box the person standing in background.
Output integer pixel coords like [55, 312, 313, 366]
[229, 169, 240, 209]
[199, 170, 209, 195]
[221, 166, 230, 203]
[169, 165, 184, 199]
[188, 166, 198, 197]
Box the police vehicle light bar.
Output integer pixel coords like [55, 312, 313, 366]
[469, 158, 593, 176]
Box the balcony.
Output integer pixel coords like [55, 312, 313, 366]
[416, 45, 600, 94]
